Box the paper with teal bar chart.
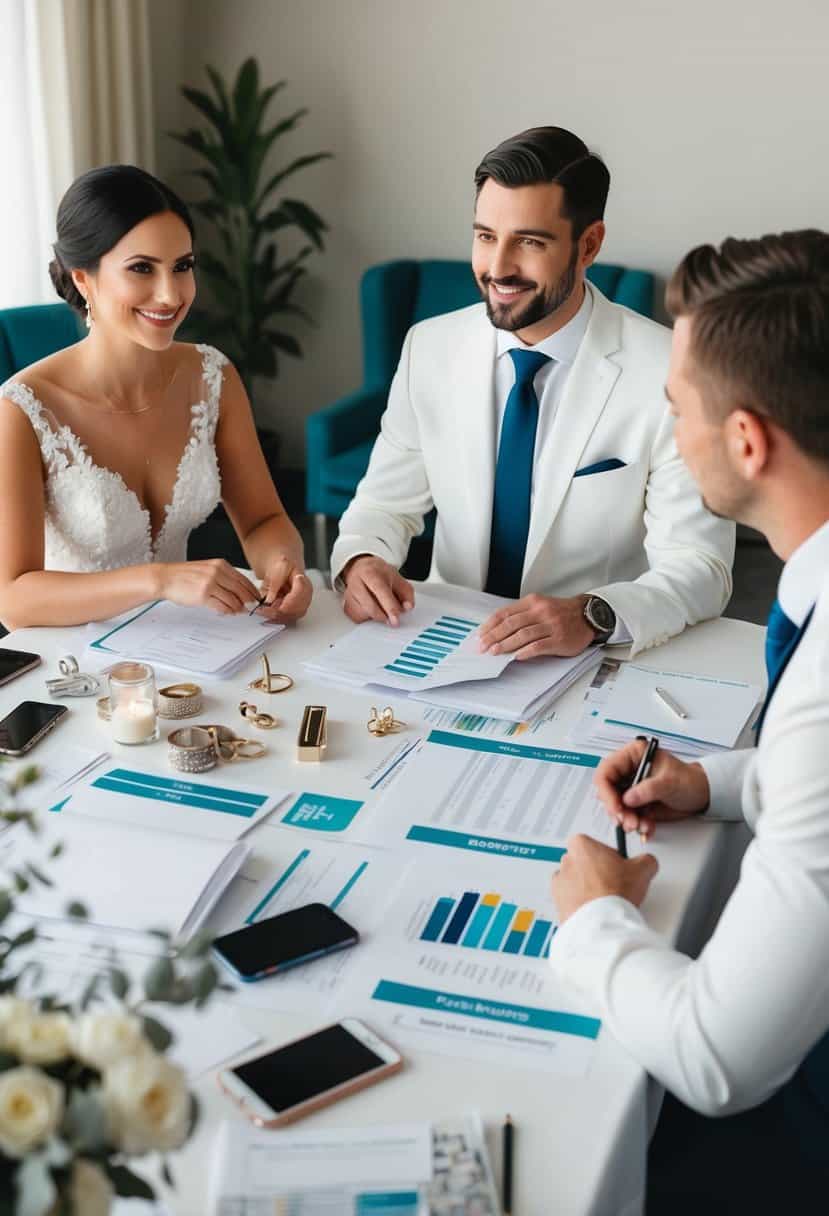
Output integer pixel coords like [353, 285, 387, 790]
[206, 838, 413, 1013]
[340, 857, 601, 1075]
[365, 729, 618, 862]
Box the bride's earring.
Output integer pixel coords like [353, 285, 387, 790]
[83, 296, 94, 329]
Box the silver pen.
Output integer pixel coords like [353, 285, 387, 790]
[654, 685, 689, 720]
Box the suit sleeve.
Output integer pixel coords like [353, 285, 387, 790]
[589, 409, 735, 656]
[330, 327, 435, 588]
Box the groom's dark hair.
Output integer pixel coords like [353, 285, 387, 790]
[474, 127, 610, 240]
[49, 165, 195, 315]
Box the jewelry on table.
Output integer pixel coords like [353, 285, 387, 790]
[202, 724, 266, 762]
[238, 700, 279, 730]
[248, 653, 293, 695]
[157, 682, 204, 719]
[46, 654, 101, 697]
[167, 726, 217, 774]
[367, 706, 405, 737]
[297, 704, 327, 762]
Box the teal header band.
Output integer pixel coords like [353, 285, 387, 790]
[426, 729, 600, 768]
[372, 979, 601, 1039]
[407, 825, 565, 863]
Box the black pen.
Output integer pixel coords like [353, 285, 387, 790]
[248, 595, 266, 617]
[616, 734, 660, 852]
[502, 1114, 514, 1216]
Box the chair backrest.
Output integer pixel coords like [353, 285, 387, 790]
[0, 303, 83, 383]
[360, 258, 654, 387]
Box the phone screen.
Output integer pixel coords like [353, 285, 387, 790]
[0, 701, 66, 753]
[212, 903, 358, 978]
[0, 650, 40, 686]
[232, 1023, 385, 1113]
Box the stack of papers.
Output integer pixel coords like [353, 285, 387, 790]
[305, 585, 603, 721]
[87, 600, 284, 678]
[581, 661, 761, 757]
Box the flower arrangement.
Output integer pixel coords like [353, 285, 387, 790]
[0, 765, 222, 1215]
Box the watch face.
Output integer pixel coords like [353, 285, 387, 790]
[588, 598, 615, 632]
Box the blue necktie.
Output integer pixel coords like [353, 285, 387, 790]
[765, 597, 799, 686]
[485, 348, 551, 598]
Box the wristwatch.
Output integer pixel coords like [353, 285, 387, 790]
[583, 595, 616, 642]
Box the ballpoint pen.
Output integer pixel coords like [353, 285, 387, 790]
[654, 685, 689, 719]
[617, 734, 660, 851]
[248, 595, 267, 617]
[502, 1114, 514, 1216]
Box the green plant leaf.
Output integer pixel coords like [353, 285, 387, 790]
[205, 65, 232, 118]
[141, 1014, 174, 1053]
[144, 956, 175, 1001]
[248, 337, 278, 378]
[64, 1088, 108, 1152]
[193, 960, 219, 1007]
[25, 862, 53, 888]
[181, 86, 231, 142]
[12, 871, 29, 894]
[161, 1158, 175, 1188]
[105, 1164, 156, 1200]
[109, 967, 129, 1000]
[66, 900, 88, 919]
[0, 889, 11, 923]
[266, 330, 302, 357]
[252, 80, 287, 132]
[14, 1153, 56, 1216]
[232, 57, 260, 137]
[79, 971, 100, 1010]
[256, 153, 332, 209]
[177, 928, 214, 960]
[260, 198, 328, 249]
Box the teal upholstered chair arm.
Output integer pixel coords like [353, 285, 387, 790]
[0, 303, 83, 383]
[306, 384, 388, 513]
[360, 261, 419, 386]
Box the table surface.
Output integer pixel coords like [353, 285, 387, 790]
[0, 585, 765, 1216]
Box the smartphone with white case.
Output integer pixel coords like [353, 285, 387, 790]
[218, 1018, 403, 1127]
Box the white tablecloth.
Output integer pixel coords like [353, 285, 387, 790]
[0, 584, 764, 1215]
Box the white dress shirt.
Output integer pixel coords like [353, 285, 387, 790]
[549, 519, 829, 1116]
[496, 286, 630, 643]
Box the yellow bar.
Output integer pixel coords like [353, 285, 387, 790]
[482, 893, 500, 907]
[512, 909, 534, 933]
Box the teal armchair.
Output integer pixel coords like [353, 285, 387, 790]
[305, 259, 654, 565]
[0, 302, 83, 383]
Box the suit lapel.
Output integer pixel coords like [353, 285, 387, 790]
[449, 311, 498, 588]
[522, 288, 622, 587]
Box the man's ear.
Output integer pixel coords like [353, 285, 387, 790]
[579, 221, 605, 269]
[727, 408, 771, 480]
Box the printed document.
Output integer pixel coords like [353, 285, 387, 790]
[339, 854, 601, 1075]
[363, 728, 614, 862]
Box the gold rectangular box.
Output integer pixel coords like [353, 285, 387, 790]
[297, 704, 327, 761]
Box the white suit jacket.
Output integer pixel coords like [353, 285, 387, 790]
[549, 575, 829, 1117]
[331, 286, 734, 655]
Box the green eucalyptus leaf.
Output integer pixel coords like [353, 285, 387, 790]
[144, 956, 175, 1001]
[63, 1088, 108, 1152]
[9, 927, 36, 950]
[25, 863, 53, 888]
[0, 889, 12, 922]
[108, 967, 129, 1000]
[105, 1164, 156, 1200]
[13, 871, 29, 894]
[141, 1014, 174, 1053]
[193, 960, 219, 1007]
[177, 928, 213, 960]
[79, 972, 100, 1010]
[66, 900, 88, 920]
[14, 1153, 56, 1216]
[161, 1158, 175, 1188]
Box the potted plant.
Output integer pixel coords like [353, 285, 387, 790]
[169, 57, 331, 489]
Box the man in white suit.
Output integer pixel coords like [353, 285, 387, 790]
[552, 231, 829, 1211]
[331, 127, 734, 656]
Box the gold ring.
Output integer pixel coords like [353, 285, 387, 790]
[367, 706, 405, 736]
[238, 701, 278, 730]
[248, 654, 294, 694]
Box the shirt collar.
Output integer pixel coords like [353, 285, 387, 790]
[496, 281, 593, 364]
[777, 516, 829, 626]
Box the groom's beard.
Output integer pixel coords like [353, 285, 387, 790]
[479, 246, 580, 332]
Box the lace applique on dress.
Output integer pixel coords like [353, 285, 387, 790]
[1, 345, 227, 573]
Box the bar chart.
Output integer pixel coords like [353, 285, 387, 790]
[384, 615, 479, 679]
[419, 888, 556, 958]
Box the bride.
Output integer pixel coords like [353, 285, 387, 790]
[0, 164, 312, 630]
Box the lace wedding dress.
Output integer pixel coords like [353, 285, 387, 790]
[1, 345, 225, 572]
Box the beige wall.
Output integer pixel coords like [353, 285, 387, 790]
[148, 0, 829, 466]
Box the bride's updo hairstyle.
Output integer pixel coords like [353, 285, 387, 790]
[48, 164, 195, 315]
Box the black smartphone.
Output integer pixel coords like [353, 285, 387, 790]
[0, 701, 69, 757]
[0, 650, 41, 688]
[211, 902, 359, 982]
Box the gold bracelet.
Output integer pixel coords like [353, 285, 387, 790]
[157, 682, 204, 719]
[167, 726, 217, 773]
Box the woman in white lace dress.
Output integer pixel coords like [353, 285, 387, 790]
[0, 165, 313, 629]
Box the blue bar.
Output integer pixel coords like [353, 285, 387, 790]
[461, 901, 498, 948]
[104, 768, 268, 806]
[523, 918, 552, 957]
[406, 642, 450, 658]
[356, 1194, 420, 1214]
[542, 926, 557, 958]
[440, 616, 479, 628]
[246, 850, 310, 923]
[431, 620, 468, 636]
[481, 902, 517, 950]
[384, 663, 427, 677]
[503, 929, 527, 955]
[371, 980, 602, 1039]
[421, 897, 455, 942]
[426, 730, 601, 768]
[396, 652, 434, 669]
[421, 628, 464, 645]
[406, 825, 566, 863]
[92, 776, 255, 817]
[414, 636, 454, 652]
[440, 891, 480, 944]
[330, 862, 368, 911]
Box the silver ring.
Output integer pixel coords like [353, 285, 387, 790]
[59, 655, 80, 676]
[167, 726, 217, 774]
[157, 682, 204, 719]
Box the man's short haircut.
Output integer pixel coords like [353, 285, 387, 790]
[666, 231, 829, 464]
[474, 126, 610, 240]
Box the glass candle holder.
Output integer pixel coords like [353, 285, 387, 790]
[108, 661, 159, 745]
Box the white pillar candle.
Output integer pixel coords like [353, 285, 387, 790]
[111, 698, 157, 744]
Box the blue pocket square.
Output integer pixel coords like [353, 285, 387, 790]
[574, 458, 627, 478]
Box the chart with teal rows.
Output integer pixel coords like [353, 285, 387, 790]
[420, 888, 557, 958]
[384, 615, 479, 679]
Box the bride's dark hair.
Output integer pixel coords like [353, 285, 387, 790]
[48, 164, 195, 315]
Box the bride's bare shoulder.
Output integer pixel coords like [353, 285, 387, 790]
[1, 344, 81, 401]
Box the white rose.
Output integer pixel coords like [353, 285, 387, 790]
[71, 1011, 146, 1072]
[0, 996, 32, 1050]
[6, 1011, 71, 1065]
[0, 1066, 64, 1157]
[104, 1051, 190, 1153]
[68, 1158, 114, 1216]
